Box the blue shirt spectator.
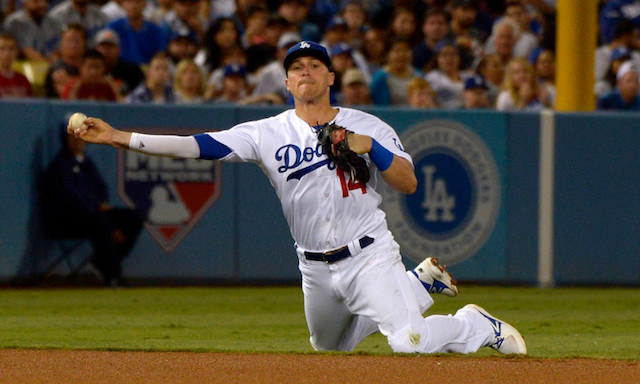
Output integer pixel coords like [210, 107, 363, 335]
[599, 0, 640, 43]
[597, 89, 640, 110]
[597, 60, 640, 111]
[106, 0, 167, 65]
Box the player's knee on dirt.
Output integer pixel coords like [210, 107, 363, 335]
[310, 335, 348, 352]
[387, 327, 424, 353]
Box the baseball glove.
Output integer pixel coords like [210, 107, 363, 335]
[317, 123, 370, 183]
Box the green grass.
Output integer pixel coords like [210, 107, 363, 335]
[0, 286, 639, 360]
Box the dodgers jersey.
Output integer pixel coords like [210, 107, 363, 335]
[204, 107, 413, 252]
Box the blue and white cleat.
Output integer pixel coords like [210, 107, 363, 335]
[412, 257, 459, 297]
[464, 304, 527, 355]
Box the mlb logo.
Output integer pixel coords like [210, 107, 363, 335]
[117, 147, 222, 252]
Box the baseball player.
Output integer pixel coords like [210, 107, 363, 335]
[70, 41, 526, 355]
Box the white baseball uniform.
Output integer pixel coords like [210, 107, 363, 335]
[128, 107, 495, 353]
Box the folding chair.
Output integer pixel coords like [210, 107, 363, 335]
[39, 238, 94, 283]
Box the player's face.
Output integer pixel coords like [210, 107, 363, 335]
[285, 57, 335, 102]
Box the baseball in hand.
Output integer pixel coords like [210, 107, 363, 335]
[68, 112, 88, 133]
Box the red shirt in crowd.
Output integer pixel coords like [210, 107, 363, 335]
[61, 77, 118, 101]
[0, 71, 32, 98]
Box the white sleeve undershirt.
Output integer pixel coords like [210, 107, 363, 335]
[128, 133, 201, 158]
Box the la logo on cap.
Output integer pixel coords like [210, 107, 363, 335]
[300, 42, 310, 49]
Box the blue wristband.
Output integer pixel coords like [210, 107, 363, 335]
[369, 139, 394, 171]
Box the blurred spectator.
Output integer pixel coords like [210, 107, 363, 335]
[329, 42, 356, 100]
[338, 1, 369, 50]
[449, 0, 487, 70]
[341, 67, 371, 106]
[126, 52, 175, 103]
[161, 0, 205, 45]
[406, 77, 438, 109]
[277, 0, 321, 42]
[595, 19, 640, 95]
[475, 52, 505, 106]
[496, 57, 547, 110]
[93, 28, 143, 97]
[44, 63, 71, 97]
[370, 38, 423, 106]
[388, 6, 419, 46]
[167, 31, 199, 64]
[600, 0, 640, 44]
[243, 42, 276, 91]
[3, 0, 61, 61]
[101, 0, 126, 21]
[49, 0, 109, 40]
[241, 3, 270, 48]
[106, 0, 167, 65]
[484, 17, 518, 66]
[39, 123, 143, 287]
[208, 0, 235, 20]
[198, 16, 241, 74]
[0, 32, 32, 98]
[173, 57, 204, 103]
[43, 23, 86, 95]
[148, 0, 174, 25]
[262, 15, 291, 49]
[362, 26, 387, 75]
[319, 19, 348, 51]
[305, 0, 337, 32]
[595, 46, 635, 98]
[52, 23, 86, 72]
[101, 0, 155, 22]
[597, 60, 640, 110]
[212, 63, 248, 103]
[238, 32, 297, 105]
[530, 47, 555, 108]
[501, 0, 538, 59]
[413, 8, 452, 73]
[425, 40, 470, 109]
[62, 48, 121, 101]
[204, 43, 247, 100]
[461, 74, 490, 109]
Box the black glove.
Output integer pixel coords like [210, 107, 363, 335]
[317, 123, 370, 183]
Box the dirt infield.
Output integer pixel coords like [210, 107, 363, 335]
[1, 350, 639, 384]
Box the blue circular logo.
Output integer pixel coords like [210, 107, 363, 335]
[405, 150, 474, 236]
[381, 120, 500, 265]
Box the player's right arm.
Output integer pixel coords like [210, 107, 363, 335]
[74, 117, 248, 161]
[71, 117, 132, 149]
[72, 117, 209, 159]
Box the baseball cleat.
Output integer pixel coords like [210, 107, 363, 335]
[411, 257, 459, 297]
[463, 304, 527, 355]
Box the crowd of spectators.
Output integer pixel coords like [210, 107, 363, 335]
[1, 0, 640, 111]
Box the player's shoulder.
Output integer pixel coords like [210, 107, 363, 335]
[337, 107, 382, 123]
[337, 107, 392, 130]
[232, 108, 293, 131]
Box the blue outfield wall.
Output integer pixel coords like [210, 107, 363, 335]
[1, 100, 639, 285]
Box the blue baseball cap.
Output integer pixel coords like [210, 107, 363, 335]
[283, 41, 332, 73]
[611, 46, 631, 62]
[464, 75, 488, 90]
[223, 63, 246, 77]
[330, 42, 353, 57]
[434, 39, 457, 54]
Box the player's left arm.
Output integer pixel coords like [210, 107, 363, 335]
[348, 133, 417, 194]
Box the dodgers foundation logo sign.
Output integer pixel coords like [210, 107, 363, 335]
[117, 149, 222, 252]
[381, 120, 500, 265]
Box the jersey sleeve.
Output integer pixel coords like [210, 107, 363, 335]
[369, 115, 414, 166]
[201, 121, 262, 163]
